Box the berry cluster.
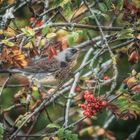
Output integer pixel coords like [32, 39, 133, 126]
[79, 91, 107, 118]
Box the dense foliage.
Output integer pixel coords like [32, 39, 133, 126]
[0, 0, 140, 140]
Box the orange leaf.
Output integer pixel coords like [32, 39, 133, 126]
[48, 47, 54, 59]
[58, 37, 68, 50]
[72, 4, 87, 20]
[50, 47, 57, 56]
[128, 51, 139, 64]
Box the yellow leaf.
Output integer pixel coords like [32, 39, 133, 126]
[23, 42, 33, 49]
[25, 26, 35, 36]
[46, 33, 56, 39]
[0, 30, 3, 34]
[21, 26, 35, 36]
[56, 29, 68, 39]
[39, 38, 47, 47]
[4, 27, 16, 37]
[79, 126, 94, 136]
[132, 69, 137, 76]
[1, 40, 15, 47]
[127, 77, 137, 83]
[16, 55, 25, 60]
[136, 73, 140, 79]
[72, 4, 87, 19]
[32, 86, 38, 91]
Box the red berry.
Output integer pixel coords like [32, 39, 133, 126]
[85, 94, 94, 102]
[87, 104, 92, 107]
[86, 96, 92, 102]
[80, 94, 107, 117]
[95, 98, 99, 102]
[89, 94, 94, 100]
[80, 104, 87, 110]
[83, 111, 91, 118]
[103, 75, 110, 80]
[94, 104, 99, 109]
[84, 93, 90, 99]
[92, 110, 97, 115]
[83, 94, 86, 99]
[101, 101, 107, 107]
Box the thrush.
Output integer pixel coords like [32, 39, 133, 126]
[13, 47, 79, 86]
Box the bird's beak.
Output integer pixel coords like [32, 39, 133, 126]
[76, 48, 80, 54]
[75, 48, 80, 53]
[76, 48, 80, 51]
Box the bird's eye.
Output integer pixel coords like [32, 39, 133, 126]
[60, 61, 68, 67]
[70, 48, 78, 54]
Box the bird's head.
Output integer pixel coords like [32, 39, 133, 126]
[55, 48, 79, 63]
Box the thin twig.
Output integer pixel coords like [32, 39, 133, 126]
[83, 0, 118, 97]
[64, 48, 93, 127]
[103, 115, 115, 129]
[127, 124, 140, 140]
[0, 74, 11, 96]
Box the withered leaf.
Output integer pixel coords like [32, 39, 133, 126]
[0, 46, 28, 68]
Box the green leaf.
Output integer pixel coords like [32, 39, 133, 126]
[63, 2, 72, 20]
[118, 34, 134, 40]
[116, 0, 124, 10]
[1, 39, 15, 47]
[57, 128, 79, 140]
[42, 25, 49, 36]
[132, 94, 140, 102]
[104, 0, 112, 9]
[60, 0, 71, 7]
[47, 123, 60, 129]
[119, 85, 129, 93]
[67, 34, 74, 46]
[32, 90, 40, 99]
[57, 128, 65, 139]
[21, 27, 35, 37]
[54, 0, 62, 6]
[75, 0, 81, 7]
[21, 28, 30, 36]
[88, 9, 109, 22]
[118, 28, 134, 40]
[115, 98, 129, 109]
[72, 134, 79, 140]
[67, 32, 79, 46]
[0, 123, 4, 140]
[98, 2, 108, 12]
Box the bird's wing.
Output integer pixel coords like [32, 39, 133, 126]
[22, 57, 61, 73]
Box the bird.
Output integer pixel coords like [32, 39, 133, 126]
[12, 47, 79, 86]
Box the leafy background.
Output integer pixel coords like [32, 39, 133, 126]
[0, 0, 140, 140]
